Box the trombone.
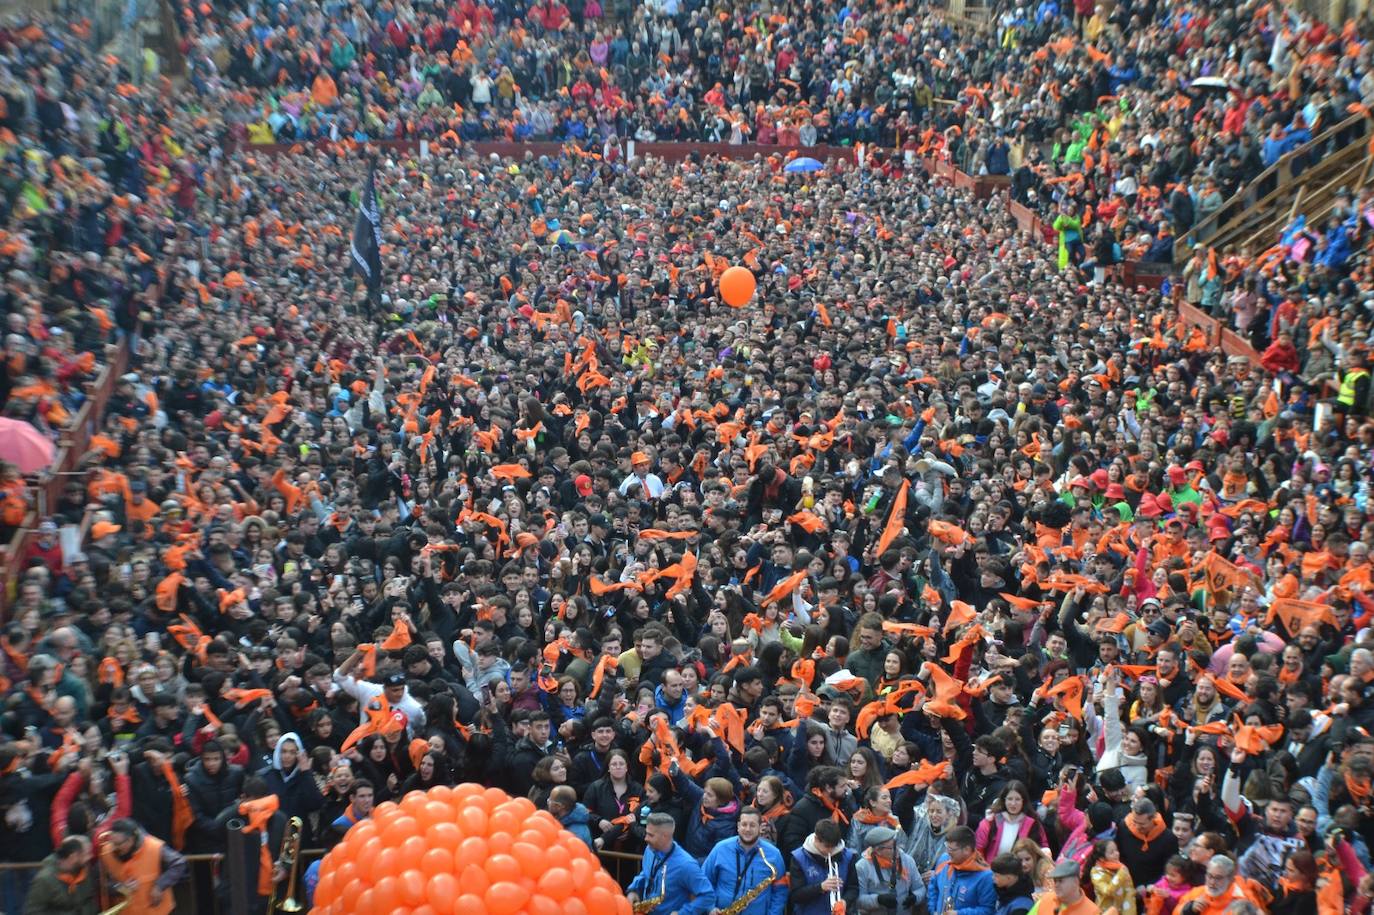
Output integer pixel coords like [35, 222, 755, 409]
[268, 816, 304, 913]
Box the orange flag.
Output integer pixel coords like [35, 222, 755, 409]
[928, 519, 970, 546]
[884, 760, 952, 790]
[1266, 598, 1338, 633]
[589, 576, 642, 596]
[224, 688, 273, 707]
[1044, 675, 1085, 720]
[942, 623, 987, 663]
[876, 481, 910, 557]
[155, 572, 185, 613]
[922, 663, 968, 719]
[882, 621, 936, 639]
[1206, 675, 1250, 704]
[999, 593, 1045, 612]
[760, 569, 808, 607]
[638, 529, 697, 541]
[943, 600, 977, 634]
[1232, 715, 1282, 755]
[357, 644, 378, 677]
[713, 703, 748, 755]
[787, 511, 827, 534]
[589, 654, 619, 698]
[380, 620, 412, 651]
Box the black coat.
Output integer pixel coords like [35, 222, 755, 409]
[777, 792, 832, 860]
[263, 767, 326, 845]
[184, 760, 245, 852]
[582, 776, 643, 848]
[1114, 816, 1178, 885]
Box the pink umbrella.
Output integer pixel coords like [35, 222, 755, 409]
[0, 417, 56, 473]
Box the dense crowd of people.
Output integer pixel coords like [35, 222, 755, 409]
[3, 0, 1374, 913]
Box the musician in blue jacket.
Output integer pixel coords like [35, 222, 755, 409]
[787, 818, 859, 915]
[700, 808, 786, 915]
[927, 826, 998, 915]
[627, 812, 713, 915]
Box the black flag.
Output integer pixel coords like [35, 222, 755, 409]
[351, 162, 382, 301]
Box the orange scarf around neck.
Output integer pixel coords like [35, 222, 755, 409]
[812, 788, 850, 825]
[1125, 814, 1167, 851]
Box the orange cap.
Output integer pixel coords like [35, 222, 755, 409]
[631, 451, 651, 466]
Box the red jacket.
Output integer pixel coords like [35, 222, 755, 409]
[1260, 341, 1300, 374]
[52, 770, 132, 851]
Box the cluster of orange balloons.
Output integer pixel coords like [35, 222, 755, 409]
[719, 265, 756, 307]
[311, 784, 632, 915]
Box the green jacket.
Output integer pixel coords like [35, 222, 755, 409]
[23, 856, 97, 915]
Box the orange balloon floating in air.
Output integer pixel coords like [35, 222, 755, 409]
[719, 265, 756, 307]
[310, 784, 632, 915]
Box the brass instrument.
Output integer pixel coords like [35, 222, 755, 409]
[269, 816, 304, 912]
[632, 856, 669, 914]
[721, 849, 777, 915]
[828, 854, 846, 915]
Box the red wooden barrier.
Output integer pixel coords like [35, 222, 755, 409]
[1, 342, 128, 614]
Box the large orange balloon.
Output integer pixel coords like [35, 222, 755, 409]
[310, 784, 631, 915]
[719, 265, 756, 307]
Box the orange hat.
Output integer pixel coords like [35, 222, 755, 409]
[631, 451, 651, 466]
[91, 522, 122, 539]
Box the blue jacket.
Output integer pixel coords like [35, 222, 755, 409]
[628, 841, 713, 915]
[558, 802, 596, 851]
[927, 855, 997, 915]
[673, 772, 741, 859]
[788, 842, 858, 915]
[700, 836, 786, 915]
[655, 684, 688, 725]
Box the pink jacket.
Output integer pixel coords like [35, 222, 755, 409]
[974, 812, 1048, 860]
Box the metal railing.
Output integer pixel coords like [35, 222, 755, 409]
[1173, 111, 1371, 261]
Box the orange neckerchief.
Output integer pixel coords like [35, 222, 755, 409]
[1278, 876, 1312, 894]
[56, 869, 87, 892]
[1346, 771, 1372, 804]
[239, 796, 280, 896]
[867, 847, 909, 879]
[162, 762, 192, 849]
[811, 788, 850, 825]
[939, 854, 990, 874]
[1094, 859, 1124, 870]
[1125, 813, 1167, 850]
[854, 809, 899, 827]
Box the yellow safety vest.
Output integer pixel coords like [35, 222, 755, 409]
[1338, 368, 1369, 407]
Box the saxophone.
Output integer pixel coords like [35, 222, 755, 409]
[632, 859, 669, 914]
[721, 853, 778, 915]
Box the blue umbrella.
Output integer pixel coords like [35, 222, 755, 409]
[784, 157, 824, 174]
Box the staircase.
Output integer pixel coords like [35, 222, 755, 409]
[1173, 112, 1373, 263]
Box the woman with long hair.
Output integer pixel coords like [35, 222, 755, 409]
[974, 781, 1048, 861]
[753, 774, 791, 845]
[1011, 838, 1054, 893]
[786, 721, 833, 785]
[849, 784, 900, 851]
[399, 749, 453, 794]
[846, 747, 884, 796]
[528, 754, 569, 810]
[1269, 848, 1318, 915]
[582, 748, 642, 851]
